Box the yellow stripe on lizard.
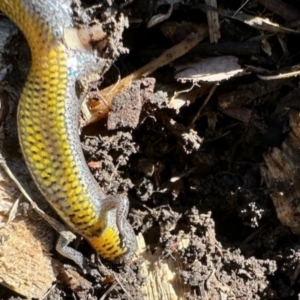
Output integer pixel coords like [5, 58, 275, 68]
[0, 0, 136, 267]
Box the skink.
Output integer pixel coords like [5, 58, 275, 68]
[0, 0, 136, 266]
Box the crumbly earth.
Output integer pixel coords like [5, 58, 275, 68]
[2, 0, 300, 299]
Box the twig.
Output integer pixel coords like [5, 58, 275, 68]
[189, 83, 218, 128]
[83, 25, 208, 126]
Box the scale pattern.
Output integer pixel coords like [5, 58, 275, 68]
[0, 0, 136, 262]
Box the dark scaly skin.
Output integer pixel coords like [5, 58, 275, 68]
[0, 0, 136, 266]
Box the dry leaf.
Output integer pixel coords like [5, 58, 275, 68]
[175, 55, 243, 82]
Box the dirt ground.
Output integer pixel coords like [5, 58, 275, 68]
[2, 0, 300, 299]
